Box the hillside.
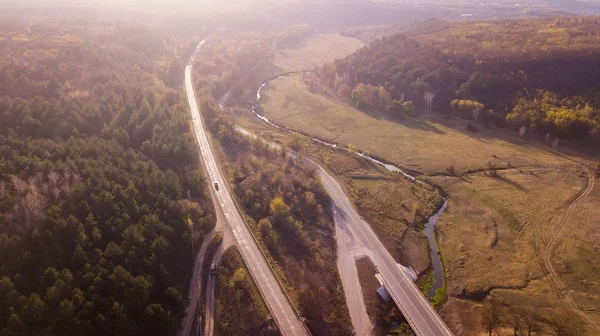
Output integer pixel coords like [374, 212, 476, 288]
[310, 16, 600, 141]
[258, 20, 600, 335]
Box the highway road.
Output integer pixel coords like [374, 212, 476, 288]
[334, 210, 372, 336]
[185, 43, 307, 336]
[246, 71, 453, 334]
[317, 168, 454, 336]
[236, 126, 453, 336]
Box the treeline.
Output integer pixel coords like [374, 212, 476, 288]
[200, 102, 352, 336]
[309, 16, 600, 140]
[339, 19, 449, 43]
[0, 18, 213, 335]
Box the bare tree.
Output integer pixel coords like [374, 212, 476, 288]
[473, 106, 483, 122]
[521, 309, 542, 336]
[424, 92, 435, 112]
[519, 126, 527, 137]
[48, 171, 60, 187]
[481, 299, 503, 336]
[506, 307, 542, 336]
[547, 311, 584, 336]
[505, 307, 523, 336]
[488, 161, 499, 177]
[447, 165, 456, 176]
[11, 176, 28, 194]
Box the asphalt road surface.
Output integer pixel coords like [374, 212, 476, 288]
[317, 169, 454, 336]
[204, 241, 231, 336]
[185, 44, 307, 336]
[236, 126, 453, 336]
[180, 230, 216, 336]
[334, 210, 372, 336]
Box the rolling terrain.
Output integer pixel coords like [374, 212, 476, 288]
[258, 19, 600, 335]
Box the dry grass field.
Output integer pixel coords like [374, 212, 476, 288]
[431, 166, 600, 335]
[272, 33, 364, 72]
[222, 30, 600, 334]
[256, 73, 600, 334]
[260, 75, 580, 173]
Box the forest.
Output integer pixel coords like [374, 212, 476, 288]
[0, 18, 213, 335]
[309, 16, 600, 140]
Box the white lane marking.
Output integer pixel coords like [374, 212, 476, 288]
[237, 128, 453, 335]
[185, 65, 303, 335]
[320, 171, 450, 335]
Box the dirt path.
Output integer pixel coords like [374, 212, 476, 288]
[539, 163, 599, 331]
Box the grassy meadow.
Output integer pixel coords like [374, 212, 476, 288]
[217, 29, 600, 334]
[260, 75, 580, 174]
[272, 33, 364, 72]
[257, 72, 600, 334]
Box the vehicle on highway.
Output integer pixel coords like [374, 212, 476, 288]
[214, 182, 219, 191]
[210, 263, 216, 275]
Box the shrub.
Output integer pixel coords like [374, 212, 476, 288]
[467, 123, 478, 132]
[356, 99, 371, 112]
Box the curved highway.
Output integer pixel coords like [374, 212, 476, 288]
[185, 42, 307, 336]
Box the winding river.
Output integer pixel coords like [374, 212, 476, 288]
[250, 75, 447, 298]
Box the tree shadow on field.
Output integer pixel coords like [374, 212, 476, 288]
[378, 109, 446, 135]
[354, 104, 447, 135]
[488, 173, 528, 192]
[421, 111, 589, 166]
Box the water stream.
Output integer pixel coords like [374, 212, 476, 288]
[251, 76, 446, 298]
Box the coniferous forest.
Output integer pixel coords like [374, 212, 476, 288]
[0, 18, 214, 335]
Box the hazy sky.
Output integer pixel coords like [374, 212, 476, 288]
[0, 0, 257, 12]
